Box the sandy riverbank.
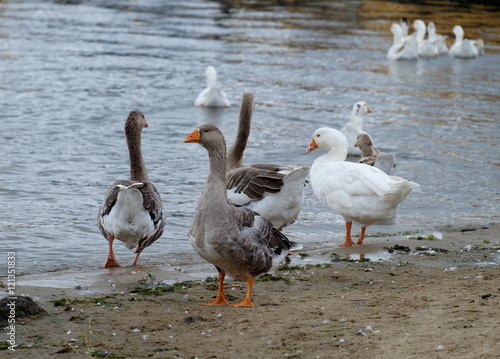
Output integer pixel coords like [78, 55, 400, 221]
[1, 226, 499, 358]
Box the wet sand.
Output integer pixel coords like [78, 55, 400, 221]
[2, 226, 499, 358]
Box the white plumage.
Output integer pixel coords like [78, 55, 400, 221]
[307, 127, 419, 247]
[340, 101, 372, 156]
[450, 25, 484, 58]
[194, 66, 230, 107]
[387, 24, 419, 60]
[427, 22, 448, 54]
[227, 166, 309, 229]
[413, 20, 438, 58]
[102, 184, 156, 249]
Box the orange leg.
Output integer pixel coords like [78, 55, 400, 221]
[232, 277, 254, 307]
[103, 235, 121, 268]
[131, 247, 142, 266]
[339, 222, 355, 247]
[355, 227, 367, 245]
[202, 272, 229, 306]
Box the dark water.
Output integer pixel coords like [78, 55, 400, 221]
[1, 0, 499, 275]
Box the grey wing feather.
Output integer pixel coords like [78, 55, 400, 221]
[358, 156, 377, 166]
[236, 207, 292, 256]
[226, 167, 285, 200]
[136, 182, 165, 252]
[250, 163, 283, 171]
[97, 180, 165, 251]
[97, 179, 130, 239]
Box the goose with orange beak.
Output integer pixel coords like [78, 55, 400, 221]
[184, 124, 298, 306]
[340, 101, 372, 156]
[307, 127, 419, 247]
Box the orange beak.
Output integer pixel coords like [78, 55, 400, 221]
[367, 106, 372, 113]
[183, 128, 200, 143]
[306, 138, 318, 153]
[144, 120, 149, 128]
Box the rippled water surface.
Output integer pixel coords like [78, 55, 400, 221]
[1, 0, 499, 275]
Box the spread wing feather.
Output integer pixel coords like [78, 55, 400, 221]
[226, 166, 285, 201]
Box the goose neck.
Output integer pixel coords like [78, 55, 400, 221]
[126, 126, 149, 182]
[226, 109, 252, 172]
[206, 145, 228, 195]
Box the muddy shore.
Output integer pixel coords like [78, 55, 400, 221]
[1, 226, 499, 358]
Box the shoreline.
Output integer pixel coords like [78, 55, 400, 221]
[1, 226, 499, 358]
[3, 226, 498, 302]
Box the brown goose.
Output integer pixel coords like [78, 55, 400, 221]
[184, 124, 297, 307]
[225, 93, 309, 230]
[354, 133, 397, 175]
[97, 110, 165, 268]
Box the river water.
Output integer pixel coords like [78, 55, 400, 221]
[1, 0, 499, 277]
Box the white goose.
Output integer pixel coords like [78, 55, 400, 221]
[450, 25, 484, 58]
[226, 93, 309, 230]
[413, 19, 438, 57]
[340, 101, 372, 156]
[98, 111, 165, 267]
[194, 66, 231, 107]
[306, 128, 419, 247]
[387, 24, 419, 60]
[427, 22, 448, 54]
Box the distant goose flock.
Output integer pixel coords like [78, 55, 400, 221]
[93, 16, 486, 304]
[388, 18, 485, 60]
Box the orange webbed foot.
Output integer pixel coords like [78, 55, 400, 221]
[232, 299, 254, 307]
[202, 295, 229, 306]
[103, 256, 121, 268]
[339, 240, 355, 247]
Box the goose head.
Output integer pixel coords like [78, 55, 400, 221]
[307, 128, 348, 160]
[453, 25, 464, 42]
[125, 110, 148, 136]
[413, 19, 426, 41]
[354, 133, 374, 156]
[184, 124, 226, 152]
[352, 101, 372, 118]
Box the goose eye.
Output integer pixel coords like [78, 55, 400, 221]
[204, 129, 209, 133]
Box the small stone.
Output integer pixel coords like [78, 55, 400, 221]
[184, 316, 205, 324]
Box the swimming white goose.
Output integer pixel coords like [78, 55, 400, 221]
[413, 19, 438, 57]
[340, 101, 372, 156]
[427, 22, 448, 54]
[194, 66, 231, 107]
[226, 93, 309, 230]
[387, 24, 419, 60]
[98, 110, 165, 268]
[184, 124, 297, 307]
[450, 25, 484, 58]
[354, 133, 397, 175]
[306, 128, 419, 247]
